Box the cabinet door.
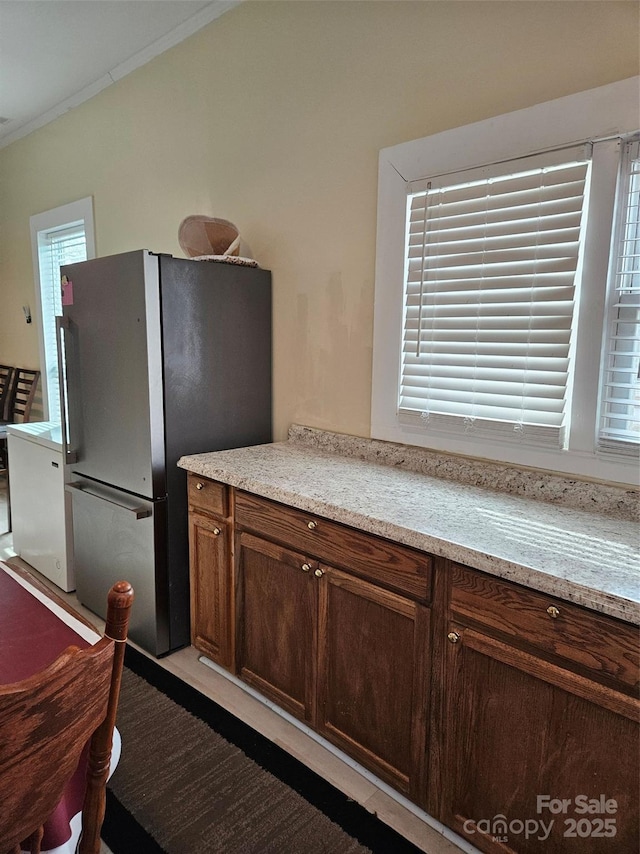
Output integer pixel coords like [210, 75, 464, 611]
[236, 532, 318, 722]
[189, 513, 232, 667]
[441, 625, 640, 854]
[317, 566, 430, 803]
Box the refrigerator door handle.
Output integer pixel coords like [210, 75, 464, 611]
[56, 315, 78, 464]
[65, 482, 152, 520]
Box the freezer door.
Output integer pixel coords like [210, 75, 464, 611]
[61, 250, 164, 499]
[67, 477, 170, 655]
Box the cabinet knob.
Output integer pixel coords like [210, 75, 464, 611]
[301, 563, 311, 572]
[546, 605, 560, 619]
[213, 527, 221, 536]
[196, 482, 205, 490]
[307, 520, 318, 530]
[314, 568, 324, 578]
[447, 631, 460, 644]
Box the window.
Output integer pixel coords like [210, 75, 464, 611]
[598, 140, 640, 452]
[30, 198, 95, 423]
[402, 148, 589, 448]
[372, 77, 640, 484]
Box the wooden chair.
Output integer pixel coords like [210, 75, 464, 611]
[6, 368, 40, 425]
[0, 366, 14, 473]
[0, 368, 40, 531]
[0, 580, 134, 854]
[0, 366, 14, 422]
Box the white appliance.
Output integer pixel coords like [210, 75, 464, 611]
[7, 422, 74, 591]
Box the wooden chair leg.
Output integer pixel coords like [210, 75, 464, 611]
[27, 825, 43, 854]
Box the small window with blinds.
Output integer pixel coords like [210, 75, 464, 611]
[598, 138, 640, 454]
[30, 198, 94, 424]
[400, 146, 590, 448]
[37, 224, 87, 423]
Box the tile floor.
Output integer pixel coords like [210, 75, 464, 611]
[0, 483, 477, 854]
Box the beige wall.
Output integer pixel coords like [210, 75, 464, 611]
[1, 1, 638, 438]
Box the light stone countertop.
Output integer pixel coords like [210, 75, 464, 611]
[179, 440, 640, 626]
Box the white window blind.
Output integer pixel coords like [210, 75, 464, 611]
[400, 147, 590, 447]
[37, 223, 87, 424]
[599, 138, 640, 453]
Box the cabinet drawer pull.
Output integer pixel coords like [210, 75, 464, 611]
[307, 520, 318, 530]
[546, 605, 560, 619]
[213, 527, 221, 536]
[447, 631, 461, 644]
[314, 568, 324, 578]
[196, 482, 205, 490]
[301, 563, 311, 572]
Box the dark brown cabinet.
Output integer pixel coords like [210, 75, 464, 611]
[186, 473, 640, 851]
[187, 474, 233, 667]
[316, 566, 430, 800]
[440, 563, 640, 854]
[234, 490, 433, 803]
[236, 532, 318, 721]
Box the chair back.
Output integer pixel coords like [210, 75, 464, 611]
[0, 366, 14, 421]
[7, 368, 40, 424]
[0, 580, 133, 854]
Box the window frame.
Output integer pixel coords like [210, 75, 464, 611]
[371, 77, 640, 484]
[30, 197, 95, 422]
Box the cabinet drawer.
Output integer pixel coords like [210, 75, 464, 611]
[235, 491, 432, 601]
[450, 564, 639, 692]
[187, 473, 227, 518]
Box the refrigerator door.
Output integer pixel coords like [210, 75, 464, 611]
[66, 476, 169, 655]
[159, 256, 272, 647]
[61, 250, 164, 500]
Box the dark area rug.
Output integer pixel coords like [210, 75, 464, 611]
[102, 646, 425, 854]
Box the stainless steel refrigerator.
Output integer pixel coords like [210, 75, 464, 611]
[58, 250, 271, 656]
